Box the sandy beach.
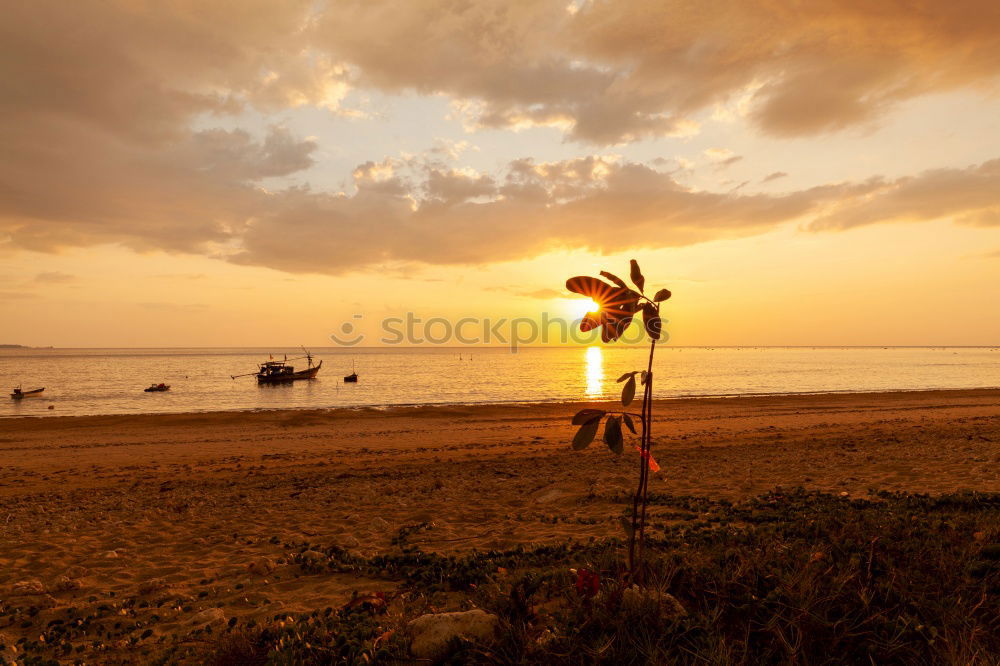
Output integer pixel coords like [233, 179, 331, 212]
[2, 388, 999, 662]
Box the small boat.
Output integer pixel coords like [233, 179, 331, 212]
[144, 383, 170, 392]
[344, 359, 358, 382]
[10, 386, 44, 400]
[232, 348, 322, 384]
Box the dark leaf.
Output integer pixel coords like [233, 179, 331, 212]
[603, 415, 624, 454]
[572, 419, 600, 450]
[653, 288, 672, 302]
[616, 372, 636, 383]
[621, 375, 636, 406]
[600, 271, 628, 289]
[629, 259, 645, 293]
[619, 516, 635, 539]
[572, 408, 606, 425]
[642, 303, 661, 340]
[566, 276, 641, 341]
[580, 312, 600, 332]
[565, 276, 615, 299]
[604, 314, 634, 342]
[622, 413, 637, 434]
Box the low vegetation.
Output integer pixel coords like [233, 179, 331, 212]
[210, 489, 998, 664]
[4, 489, 997, 664]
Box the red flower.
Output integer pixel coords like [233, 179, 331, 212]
[566, 276, 640, 342]
[575, 568, 600, 598]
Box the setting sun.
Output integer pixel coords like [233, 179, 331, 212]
[566, 298, 601, 319]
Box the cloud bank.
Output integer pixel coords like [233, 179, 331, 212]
[1, 0, 999, 274]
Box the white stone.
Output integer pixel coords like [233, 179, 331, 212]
[409, 609, 499, 660]
[192, 608, 226, 626]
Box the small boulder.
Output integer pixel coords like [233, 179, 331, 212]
[339, 535, 361, 548]
[54, 575, 82, 592]
[247, 557, 275, 576]
[371, 517, 390, 531]
[409, 609, 499, 660]
[10, 579, 46, 596]
[35, 595, 58, 609]
[192, 608, 226, 626]
[620, 585, 686, 620]
[138, 578, 170, 595]
[300, 550, 326, 565]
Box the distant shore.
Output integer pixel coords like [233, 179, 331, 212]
[2, 387, 998, 661]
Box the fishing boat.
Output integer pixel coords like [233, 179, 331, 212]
[232, 348, 322, 384]
[144, 383, 170, 392]
[344, 359, 358, 382]
[10, 386, 44, 399]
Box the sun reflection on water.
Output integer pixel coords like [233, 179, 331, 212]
[585, 346, 603, 397]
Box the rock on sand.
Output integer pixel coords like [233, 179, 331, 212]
[409, 609, 499, 660]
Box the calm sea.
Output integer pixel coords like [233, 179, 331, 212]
[2, 346, 999, 418]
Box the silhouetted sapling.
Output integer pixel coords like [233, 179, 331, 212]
[565, 259, 670, 581]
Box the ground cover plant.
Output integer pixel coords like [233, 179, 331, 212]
[126, 489, 1000, 664]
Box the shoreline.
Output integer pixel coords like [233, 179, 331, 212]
[4, 384, 1000, 421]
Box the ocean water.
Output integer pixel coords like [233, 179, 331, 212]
[2, 346, 999, 418]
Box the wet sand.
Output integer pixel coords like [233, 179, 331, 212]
[1, 389, 999, 660]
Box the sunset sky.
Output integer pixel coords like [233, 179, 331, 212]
[2, 1, 1000, 347]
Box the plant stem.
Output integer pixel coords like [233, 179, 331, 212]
[629, 337, 657, 583]
[636, 339, 655, 579]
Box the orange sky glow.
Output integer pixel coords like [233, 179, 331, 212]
[1, 1, 999, 347]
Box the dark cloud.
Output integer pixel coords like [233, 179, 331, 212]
[569, 0, 1000, 139]
[0, 1, 330, 254]
[313, 0, 1000, 142]
[425, 169, 496, 203]
[227, 155, 1000, 274]
[810, 159, 1000, 230]
[228, 157, 861, 273]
